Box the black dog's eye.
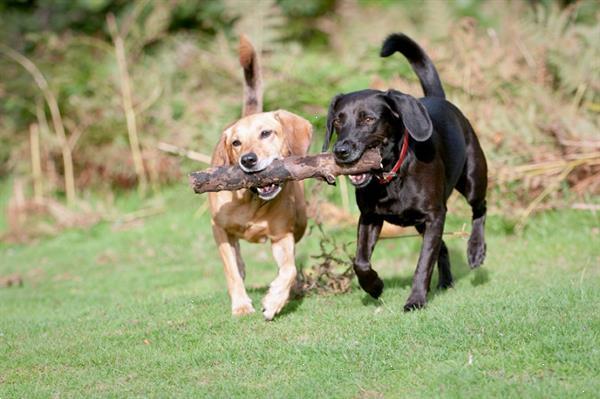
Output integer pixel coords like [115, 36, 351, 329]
[232, 139, 241, 147]
[260, 130, 272, 139]
[333, 119, 341, 128]
[363, 117, 375, 124]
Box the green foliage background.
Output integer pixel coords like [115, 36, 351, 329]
[0, 0, 598, 207]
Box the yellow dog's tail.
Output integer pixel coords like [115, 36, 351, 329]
[239, 34, 263, 117]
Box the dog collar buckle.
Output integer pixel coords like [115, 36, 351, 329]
[378, 171, 397, 184]
[377, 130, 409, 185]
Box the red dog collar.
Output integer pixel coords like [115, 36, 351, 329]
[377, 130, 410, 184]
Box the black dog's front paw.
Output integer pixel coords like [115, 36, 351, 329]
[436, 278, 453, 290]
[404, 292, 426, 312]
[356, 270, 384, 298]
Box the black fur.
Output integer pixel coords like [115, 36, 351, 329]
[324, 33, 488, 311]
[381, 33, 446, 99]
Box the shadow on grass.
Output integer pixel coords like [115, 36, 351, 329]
[247, 286, 269, 295]
[361, 295, 382, 307]
[246, 245, 490, 316]
[277, 296, 304, 318]
[471, 267, 489, 286]
[361, 243, 491, 307]
[245, 285, 305, 319]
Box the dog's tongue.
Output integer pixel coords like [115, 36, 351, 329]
[257, 184, 277, 195]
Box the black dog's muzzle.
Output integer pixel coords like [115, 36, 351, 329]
[333, 139, 365, 164]
[333, 139, 374, 188]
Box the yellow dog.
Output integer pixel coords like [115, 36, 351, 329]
[209, 36, 312, 320]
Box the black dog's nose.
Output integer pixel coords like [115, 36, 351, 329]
[240, 152, 258, 168]
[333, 141, 353, 161]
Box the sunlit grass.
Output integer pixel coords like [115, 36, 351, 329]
[1, 185, 598, 397]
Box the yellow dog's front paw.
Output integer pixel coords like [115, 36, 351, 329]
[261, 293, 288, 321]
[262, 306, 279, 321]
[232, 301, 255, 316]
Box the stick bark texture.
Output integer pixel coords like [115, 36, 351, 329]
[189, 149, 382, 194]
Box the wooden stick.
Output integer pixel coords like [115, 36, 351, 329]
[1, 44, 77, 206]
[516, 163, 576, 231]
[571, 203, 600, 212]
[157, 142, 212, 164]
[339, 174, 351, 214]
[379, 230, 470, 240]
[107, 13, 148, 196]
[29, 124, 43, 203]
[189, 149, 382, 194]
[379, 223, 470, 240]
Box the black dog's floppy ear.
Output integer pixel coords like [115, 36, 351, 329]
[384, 90, 432, 142]
[323, 93, 343, 152]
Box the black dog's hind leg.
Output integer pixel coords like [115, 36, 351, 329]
[456, 129, 488, 269]
[416, 223, 453, 289]
[354, 214, 384, 298]
[467, 200, 486, 268]
[455, 184, 486, 268]
[405, 211, 446, 311]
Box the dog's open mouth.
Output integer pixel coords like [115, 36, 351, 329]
[348, 173, 372, 188]
[256, 183, 282, 200]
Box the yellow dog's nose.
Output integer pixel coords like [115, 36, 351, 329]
[240, 152, 258, 168]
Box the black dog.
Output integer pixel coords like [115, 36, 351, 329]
[323, 34, 488, 311]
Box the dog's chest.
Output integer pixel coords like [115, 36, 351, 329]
[218, 207, 271, 243]
[210, 188, 295, 243]
[234, 220, 270, 243]
[358, 181, 427, 226]
[377, 201, 426, 227]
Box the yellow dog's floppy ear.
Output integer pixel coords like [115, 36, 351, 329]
[211, 126, 234, 166]
[274, 110, 313, 156]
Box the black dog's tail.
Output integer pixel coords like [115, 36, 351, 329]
[380, 33, 446, 99]
[239, 34, 263, 116]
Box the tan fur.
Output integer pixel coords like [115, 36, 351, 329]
[209, 110, 312, 320]
[238, 34, 255, 70]
[238, 34, 262, 117]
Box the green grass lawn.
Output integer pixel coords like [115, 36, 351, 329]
[1, 185, 599, 398]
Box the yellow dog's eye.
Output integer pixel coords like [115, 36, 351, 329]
[232, 139, 241, 147]
[260, 130, 272, 139]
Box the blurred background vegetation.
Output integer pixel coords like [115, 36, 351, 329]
[0, 0, 598, 241]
